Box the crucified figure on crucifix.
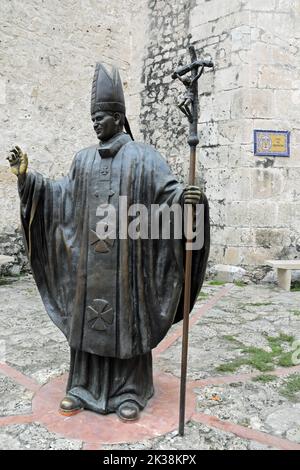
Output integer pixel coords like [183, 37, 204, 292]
[175, 65, 205, 123]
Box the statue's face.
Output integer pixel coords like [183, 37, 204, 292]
[92, 111, 120, 142]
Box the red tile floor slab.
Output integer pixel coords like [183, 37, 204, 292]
[31, 372, 196, 445]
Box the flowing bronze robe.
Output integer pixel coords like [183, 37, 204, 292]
[19, 132, 210, 412]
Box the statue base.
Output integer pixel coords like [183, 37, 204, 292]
[32, 371, 196, 446]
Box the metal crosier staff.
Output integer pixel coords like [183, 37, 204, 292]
[171, 45, 213, 436]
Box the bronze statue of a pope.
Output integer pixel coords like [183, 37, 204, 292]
[7, 63, 210, 421]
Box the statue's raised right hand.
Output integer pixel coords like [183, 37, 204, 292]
[7, 146, 28, 177]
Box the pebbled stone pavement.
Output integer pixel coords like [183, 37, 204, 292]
[0, 275, 299, 450]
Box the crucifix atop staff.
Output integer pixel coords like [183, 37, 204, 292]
[172, 45, 213, 436]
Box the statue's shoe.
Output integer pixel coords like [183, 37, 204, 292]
[117, 401, 140, 422]
[59, 395, 83, 416]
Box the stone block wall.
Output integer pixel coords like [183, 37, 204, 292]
[140, 0, 300, 277]
[0, 0, 299, 278]
[0, 0, 146, 268]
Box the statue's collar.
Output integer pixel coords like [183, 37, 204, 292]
[98, 132, 132, 158]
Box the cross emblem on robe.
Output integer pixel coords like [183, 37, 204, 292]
[90, 188, 115, 253]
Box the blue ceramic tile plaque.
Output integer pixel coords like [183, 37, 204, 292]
[254, 130, 290, 157]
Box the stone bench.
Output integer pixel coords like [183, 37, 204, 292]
[266, 260, 300, 291]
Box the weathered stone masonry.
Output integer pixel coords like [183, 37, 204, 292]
[140, 0, 300, 279]
[0, 0, 299, 278]
[0, 0, 147, 272]
[140, 0, 196, 181]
